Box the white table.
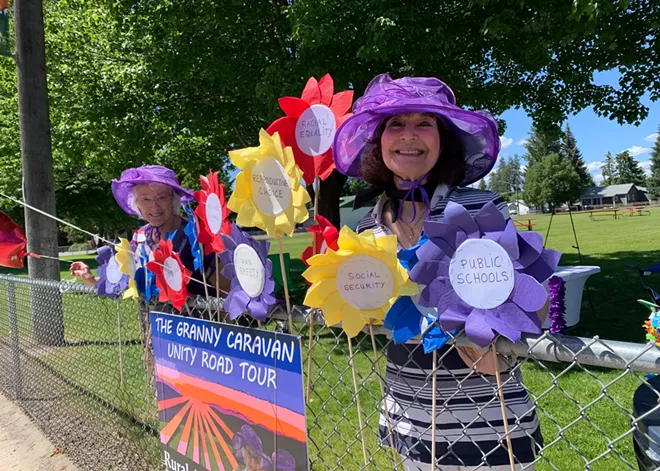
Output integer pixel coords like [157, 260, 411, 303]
[542, 265, 601, 328]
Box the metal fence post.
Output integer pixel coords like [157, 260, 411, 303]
[7, 279, 22, 399]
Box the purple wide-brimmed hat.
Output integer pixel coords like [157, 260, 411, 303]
[333, 74, 500, 186]
[232, 425, 272, 470]
[111, 165, 194, 216]
[272, 450, 296, 471]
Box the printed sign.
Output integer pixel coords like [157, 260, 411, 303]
[294, 104, 336, 157]
[250, 157, 292, 217]
[151, 313, 309, 471]
[449, 238, 515, 309]
[335, 255, 394, 310]
[205, 193, 223, 235]
[0, 1, 8, 58]
[234, 243, 266, 298]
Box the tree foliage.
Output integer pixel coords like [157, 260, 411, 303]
[614, 150, 647, 187]
[560, 124, 594, 189]
[600, 152, 617, 186]
[523, 154, 582, 211]
[488, 155, 522, 199]
[1, 0, 659, 235]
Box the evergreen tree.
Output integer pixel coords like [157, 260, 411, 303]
[614, 150, 647, 186]
[478, 179, 487, 191]
[601, 152, 617, 185]
[523, 126, 561, 166]
[561, 123, 594, 188]
[523, 154, 582, 212]
[647, 128, 660, 200]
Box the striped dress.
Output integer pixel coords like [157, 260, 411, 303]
[357, 185, 542, 470]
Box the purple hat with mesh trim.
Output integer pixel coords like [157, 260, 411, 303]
[332, 74, 500, 185]
[111, 165, 194, 216]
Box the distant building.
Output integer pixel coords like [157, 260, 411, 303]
[507, 200, 532, 215]
[580, 183, 649, 207]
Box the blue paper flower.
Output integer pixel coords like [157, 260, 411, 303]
[134, 244, 159, 301]
[183, 203, 203, 271]
[385, 236, 457, 353]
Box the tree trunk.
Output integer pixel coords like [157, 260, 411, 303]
[15, 0, 64, 345]
[317, 170, 347, 228]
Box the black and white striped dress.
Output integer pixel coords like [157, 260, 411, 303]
[357, 186, 542, 470]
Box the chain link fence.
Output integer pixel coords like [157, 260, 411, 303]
[1, 273, 659, 470]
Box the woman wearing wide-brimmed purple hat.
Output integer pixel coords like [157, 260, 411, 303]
[70, 165, 230, 298]
[232, 425, 272, 471]
[335, 74, 543, 470]
[271, 449, 295, 471]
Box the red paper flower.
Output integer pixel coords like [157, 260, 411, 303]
[147, 239, 192, 312]
[267, 74, 353, 185]
[301, 216, 340, 267]
[194, 170, 231, 254]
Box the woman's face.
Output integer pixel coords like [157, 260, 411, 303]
[243, 448, 262, 471]
[134, 183, 174, 228]
[380, 112, 441, 182]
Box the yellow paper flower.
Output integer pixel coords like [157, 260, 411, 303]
[115, 237, 138, 301]
[302, 226, 418, 338]
[227, 129, 311, 237]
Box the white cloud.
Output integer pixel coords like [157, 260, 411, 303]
[639, 159, 652, 176]
[627, 145, 652, 157]
[645, 133, 658, 143]
[500, 136, 513, 149]
[593, 173, 604, 184]
[586, 161, 603, 172]
[517, 139, 528, 146]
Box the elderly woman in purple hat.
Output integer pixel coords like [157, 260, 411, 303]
[70, 165, 230, 300]
[232, 425, 272, 471]
[334, 74, 543, 470]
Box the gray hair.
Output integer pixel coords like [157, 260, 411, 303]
[127, 187, 182, 219]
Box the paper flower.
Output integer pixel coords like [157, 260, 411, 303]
[147, 239, 192, 311]
[301, 215, 339, 267]
[267, 74, 353, 184]
[383, 240, 458, 352]
[115, 238, 139, 301]
[181, 203, 204, 271]
[411, 201, 561, 347]
[94, 245, 129, 299]
[227, 129, 311, 237]
[302, 226, 418, 338]
[548, 275, 567, 334]
[194, 171, 231, 254]
[219, 224, 277, 321]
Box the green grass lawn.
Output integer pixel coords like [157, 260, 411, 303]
[1, 213, 659, 470]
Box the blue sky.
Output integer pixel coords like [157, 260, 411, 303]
[495, 70, 659, 185]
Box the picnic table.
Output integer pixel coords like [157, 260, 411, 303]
[514, 218, 536, 231]
[626, 206, 651, 216]
[588, 208, 620, 220]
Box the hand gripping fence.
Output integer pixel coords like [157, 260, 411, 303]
[0, 273, 659, 471]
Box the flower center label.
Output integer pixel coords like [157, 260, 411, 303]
[106, 256, 124, 284]
[163, 257, 183, 292]
[234, 244, 266, 298]
[295, 104, 336, 156]
[205, 193, 222, 234]
[250, 157, 292, 217]
[336, 255, 394, 310]
[449, 238, 514, 309]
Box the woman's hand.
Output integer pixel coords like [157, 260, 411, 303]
[457, 346, 510, 376]
[69, 261, 97, 287]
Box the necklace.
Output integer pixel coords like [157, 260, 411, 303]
[397, 214, 425, 244]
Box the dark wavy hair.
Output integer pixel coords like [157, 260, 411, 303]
[358, 115, 466, 187]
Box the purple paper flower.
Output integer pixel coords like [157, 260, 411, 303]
[95, 245, 129, 299]
[548, 276, 567, 334]
[219, 224, 276, 321]
[411, 201, 561, 347]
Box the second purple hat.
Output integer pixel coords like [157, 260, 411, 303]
[111, 165, 194, 216]
[332, 73, 501, 186]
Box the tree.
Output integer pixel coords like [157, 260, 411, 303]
[523, 127, 561, 167]
[488, 155, 523, 200]
[523, 154, 582, 212]
[341, 177, 369, 197]
[648, 128, 660, 200]
[601, 152, 617, 186]
[614, 150, 647, 186]
[561, 124, 594, 189]
[477, 179, 487, 191]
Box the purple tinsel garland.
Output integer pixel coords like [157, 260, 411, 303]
[548, 276, 567, 334]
